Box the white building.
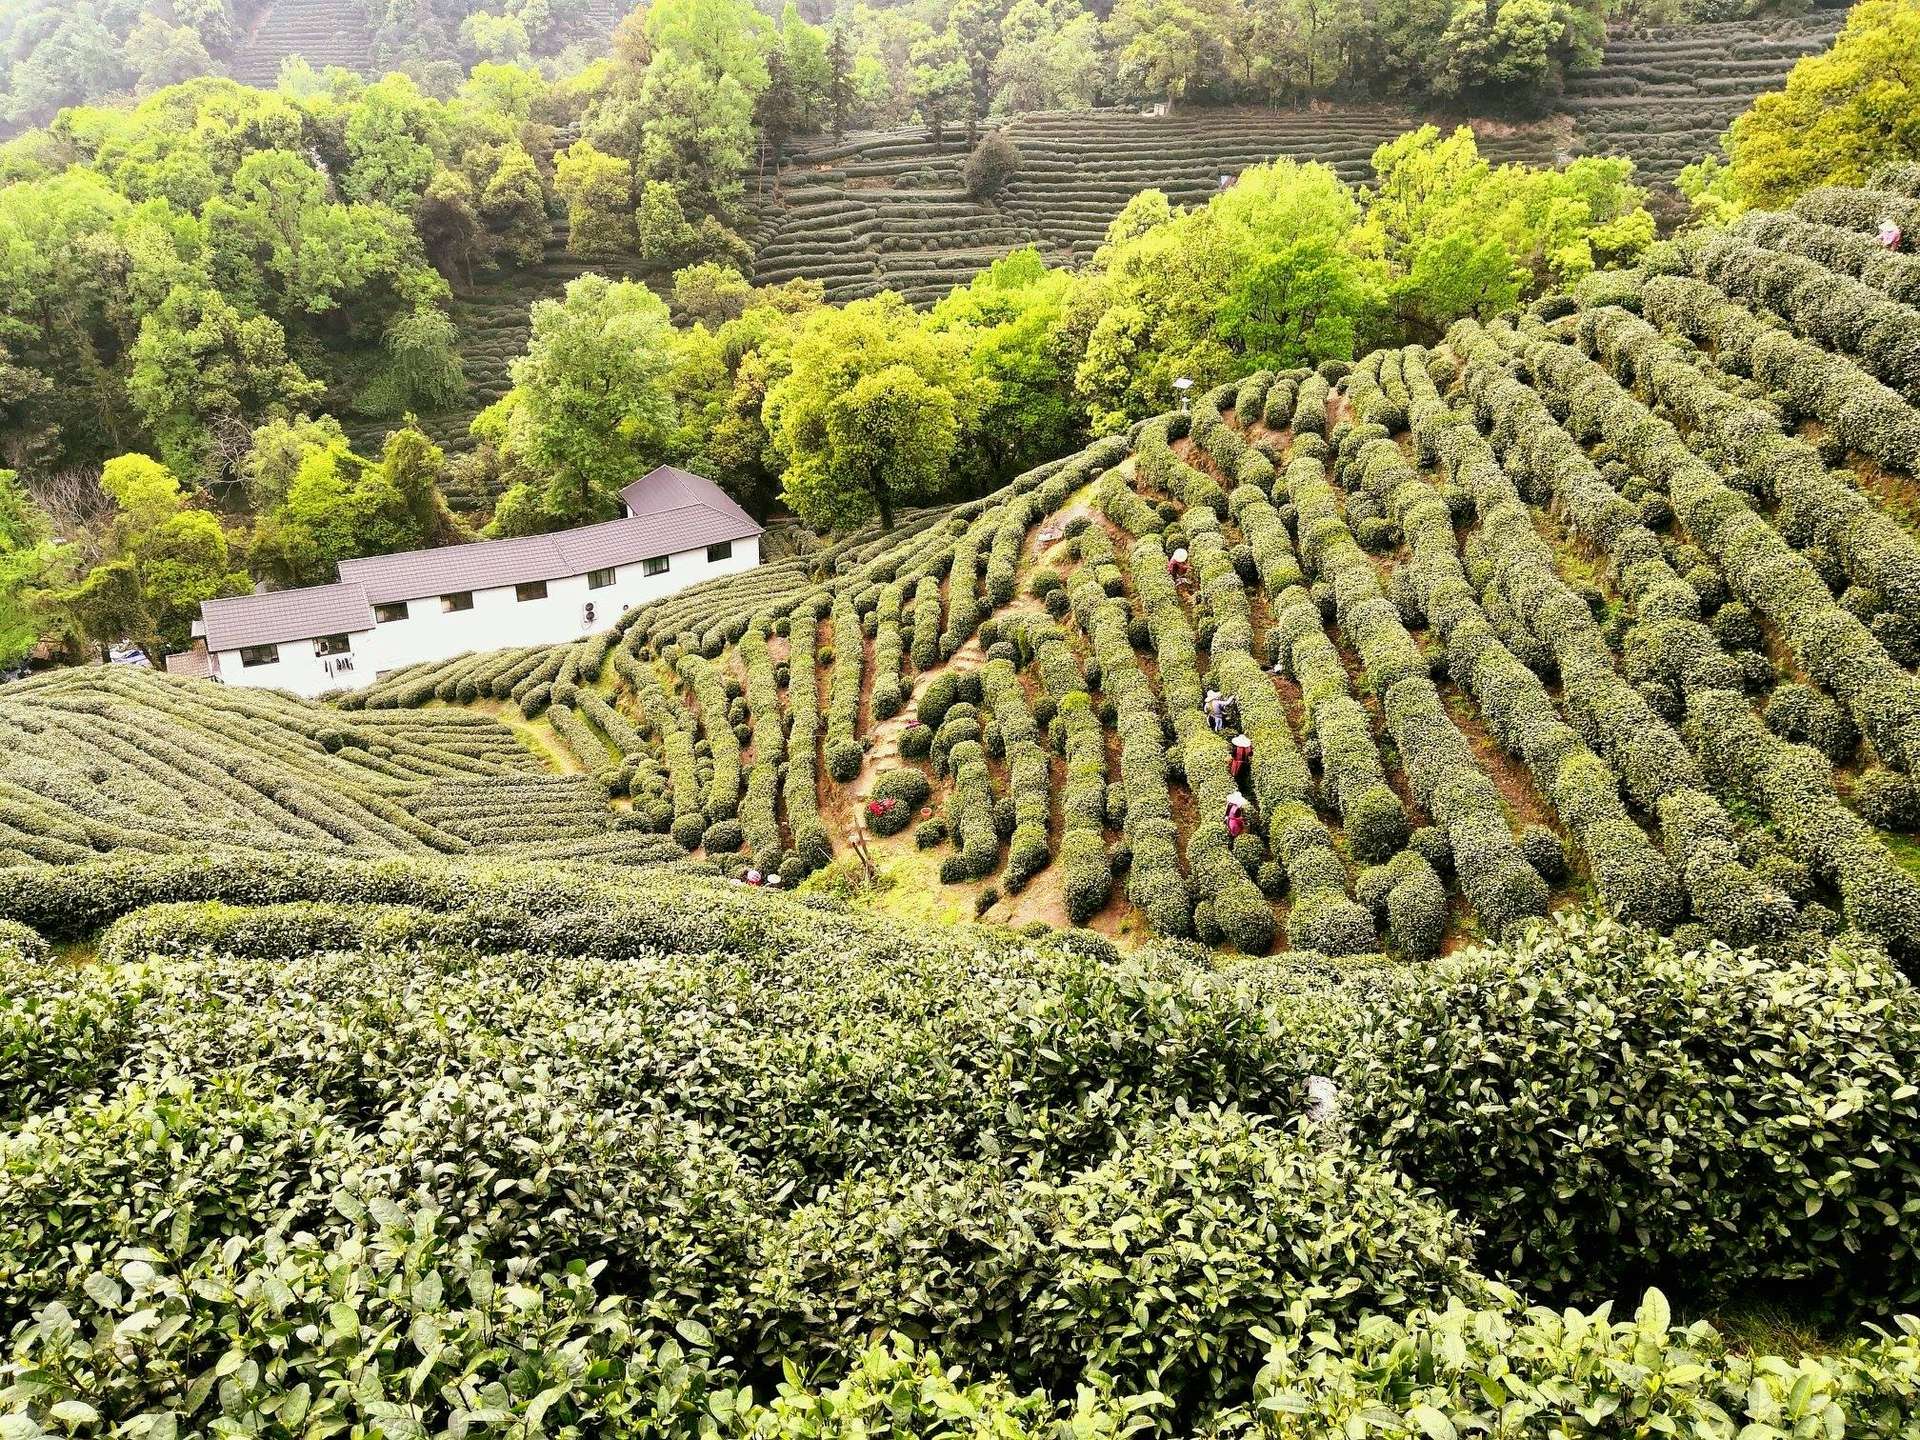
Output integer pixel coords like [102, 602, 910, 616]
[192, 466, 762, 698]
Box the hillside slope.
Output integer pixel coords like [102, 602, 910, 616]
[750, 11, 1850, 305]
[1560, 9, 1848, 180]
[23, 166, 1919, 965]
[749, 107, 1562, 306]
[225, 0, 377, 84]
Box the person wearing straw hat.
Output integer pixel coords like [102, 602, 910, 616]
[1225, 789, 1250, 838]
[1229, 732, 1252, 781]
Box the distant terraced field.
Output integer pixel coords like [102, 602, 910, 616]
[226, 0, 376, 84]
[749, 107, 1563, 307]
[1561, 9, 1848, 180]
[343, 223, 658, 513]
[750, 9, 1855, 306]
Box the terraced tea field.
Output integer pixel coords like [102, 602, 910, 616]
[0, 665, 686, 870]
[32, 165, 1888, 964]
[343, 221, 658, 512]
[1561, 9, 1849, 180]
[751, 11, 1853, 304]
[749, 107, 1562, 306]
[226, 0, 376, 84]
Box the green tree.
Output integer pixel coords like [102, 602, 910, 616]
[126, 285, 325, 482]
[487, 275, 677, 530]
[1433, 0, 1603, 110]
[930, 249, 1077, 482]
[1220, 237, 1386, 367]
[340, 75, 446, 212]
[479, 144, 550, 268]
[637, 52, 758, 218]
[765, 293, 982, 531]
[637, 179, 697, 263]
[1107, 0, 1237, 107]
[1718, 0, 1920, 209]
[827, 23, 852, 137]
[644, 0, 773, 93]
[554, 139, 634, 255]
[255, 427, 459, 585]
[806, 365, 958, 531]
[672, 262, 754, 327]
[0, 471, 54, 666]
[417, 168, 485, 289]
[781, 6, 833, 134]
[51, 453, 248, 658]
[241, 414, 347, 512]
[909, 29, 970, 147]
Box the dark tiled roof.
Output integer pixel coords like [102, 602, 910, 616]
[201, 583, 376, 654]
[198, 468, 762, 645]
[620, 464, 762, 533]
[336, 474, 760, 606]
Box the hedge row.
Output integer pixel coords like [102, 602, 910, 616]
[782, 603, 833, 873]
[872, 581, 907, 720]
[1439, 328, 1796, 944]
[1229, 481, 1405, 867]
[940, 738, 1000, 882]
[1136, 414, 1227, 516]
[738, 618, 786, 868]
[678, 653, 744, 835]
[1280, 441, 1549, 938]
[616, 642, 706, 849]
[825, 595, 866, 782]
[1250, 1287, 1919, 1438]
[1348, 353, 1681, 931]
[1621, 266, 1920, 486]
[1093, 465, 1163, 536]
[980, 657, 1051, 889]
[1548, 311, 1920, 774]
[1578, 278, 1920, 621]
[1689, 689, 1920, 961]
[1012, 615, 1112, 923]
[1067, 558, 1189, 936]
[1746, 207, 1920, 308]
[1689, 230, 1920, 405]
[1129, 529, 1274, 954]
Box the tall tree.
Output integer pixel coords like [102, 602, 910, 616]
[553, 139, 635, 255]
[483, 275, 678, 531]
[826, 23, 852, 138]
[909, 29, 969, 147]
[0, 470, 54, 666]
[764, 293, 983, 531]
[1718, 0, 1920, 208]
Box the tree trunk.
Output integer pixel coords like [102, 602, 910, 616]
[876, 484, 895, 532]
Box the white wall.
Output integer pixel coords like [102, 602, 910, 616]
[211, 538, 759, 698]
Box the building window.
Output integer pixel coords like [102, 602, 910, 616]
[706, 540, 733, 563]
[442, 592, 474, 613]
[643, 555, 669, 577]
[515, 580, 548, 603]
[587, 568, 615, 590]
[313, 634, 352, 658]
[239, 645, 280, 668]
[375, 601, 409, 624]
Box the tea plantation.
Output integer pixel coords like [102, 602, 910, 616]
[749, 108, 1561, 305]
[1560, 9, 1849, 181]
[7, 169, 1920, 1431]
[747, 11, 1842, 305]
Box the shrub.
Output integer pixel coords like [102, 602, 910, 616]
[1336, 912, 1920, 1309]
[962, 131, 1021, 199]
[1857, 768, 1920, 830]
[1247, 1289, 1920, 1440]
